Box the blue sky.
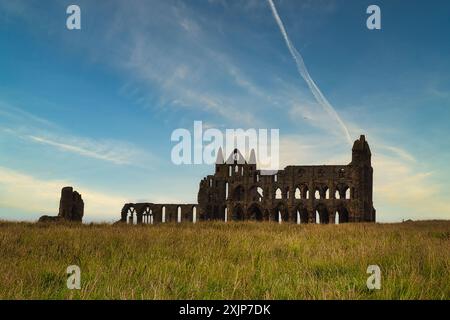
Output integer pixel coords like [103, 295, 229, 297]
[0, 0, 449, 222]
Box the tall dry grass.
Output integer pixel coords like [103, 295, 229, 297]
[0, 220, 448, 299]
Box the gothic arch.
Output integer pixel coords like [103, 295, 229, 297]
[300, 184, 310, 199]
[314, 188, 321, 199]
[121, 204, 135, 223]
[314, 185, 329, 199]
[247, 203, 264, 221]
[293, 204, 309, 224]
[144, 205, 153, 224]
[275, 187, 282, 199]
[336, 205, 350, 224]
[232, 185, 245, 201]
[294, 186, 301, 199]
[336, 183, 350, 199]
[315, 203, 330, 224]
[272, 201, 289, 222]
[248, 185, 263, 202]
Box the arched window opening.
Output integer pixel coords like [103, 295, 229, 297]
[315, 190, 320, 199]
[241, 166, 244, 176]
[224, 207, 228, 222]
[274, 174, 278, 182]
[225, 182, 229, 199]
[286, 190, 290, 199]
[192, 207, 197, 223]
[297, 210, 300, 224]
[229, 166, 232, 177]
[345, 189, 350, 199]
[278, 210, 282, 224]
[147, 209, 153, 224]
[275, 188, 282, 199]
[298, 208, 309, 224]
[177, 206, 182, 223]
[256, 174, 260, 182]
[316, 205, 330, 224]
[127, 208, 134, 225]
[325, 188, 330, 199]
[336, 207, 349, 223]
[335, 190, 340, 199]
[306, 190, 310, 199]
[248, 204, 263, 221]
[257, 187, 264, 202]
[335, 212, 340, 224]
[295, 188, 301, 199]
[233, 185, 245, 201]
[235, 165, 239, 173]
[209, 179, 213, 187]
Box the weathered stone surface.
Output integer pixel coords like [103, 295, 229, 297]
[37, 215, 64, 223]
[38, 186, 84, 223]
[58, 186, 84, 221]
[121, 135, 376, 224]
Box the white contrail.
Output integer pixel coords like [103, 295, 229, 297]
[267, 0, 353, 145]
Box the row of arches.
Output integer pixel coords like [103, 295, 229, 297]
[123, 203, 350, 225]
[228, 165, 247, 177]
[226, 203, 350, 224]
[227, 184, 351, 201]
[124, 205, 198, 225]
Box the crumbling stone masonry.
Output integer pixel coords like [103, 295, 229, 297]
[58, 186, 84, 221]
[120, 135, 375, 224]
[38, 186, 84, 222]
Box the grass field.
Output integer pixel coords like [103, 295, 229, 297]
[0, 220, 449, 299]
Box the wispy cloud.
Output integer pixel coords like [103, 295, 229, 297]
[267, 0, 352, 145]
[0, 104, 156, 167]
[27, 135, 144, 166]
[120, 25, 261, 126]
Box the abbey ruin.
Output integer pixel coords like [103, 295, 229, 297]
[120, 135, 375, 224]
[39, 186, 84, 223]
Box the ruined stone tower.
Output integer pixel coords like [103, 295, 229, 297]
[38, 186, 84, 223]
[58, 186, 84, 222]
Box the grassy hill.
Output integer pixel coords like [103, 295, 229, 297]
[0, 220, 448, 299]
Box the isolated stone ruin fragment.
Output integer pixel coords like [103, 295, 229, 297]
[38, 186, 84, 223]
